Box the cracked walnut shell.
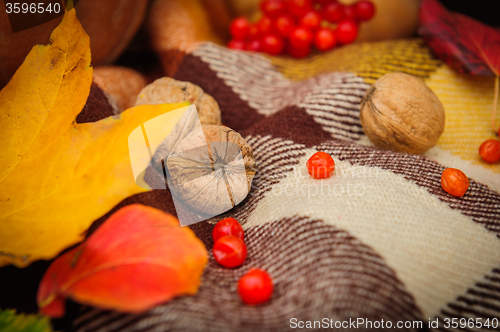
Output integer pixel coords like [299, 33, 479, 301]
[360, 72, 445, 154]
[135, 77, 221, 125]
[166, 125, 256, 217]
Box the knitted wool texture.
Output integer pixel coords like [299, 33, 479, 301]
[73, 40, 500, 332]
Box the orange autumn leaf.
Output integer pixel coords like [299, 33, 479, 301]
[37, 204, 208, 317]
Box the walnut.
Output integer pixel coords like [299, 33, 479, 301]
[135, 77, 221, 125]
[93, 66, 147, 113]
[360, 72, 445, 154]
[164, 125, 255, 217]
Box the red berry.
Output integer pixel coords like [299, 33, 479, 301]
[314, 0, 336, 7]
[479, 139, 500, 163]
[260, 0, 287, 17]
[213, 217, 245, 243]
[289, 26, 313, 48]
[306, 151, 335, 179]
[228, 39, 246, 50]
[355, 0, 376, 21]
[300, 10, 322, 31]
[336, 19, 358, 44]
[261, 33, 285, 55]
[249, 24, 261, 39]
[314, 27, 337, 51]
[273, 14, 295, 37]
[322, 2, 344, 23]
[246, 39, 263, 52]
[288, 44, 311, 58]
[238, 269, 274, 305]
[342, 5, 358, 22]
[213, 235, 247, 268]
[256, 16, 274, 35]
[288, 0, 313, 18]
[441, 168, 469, 197]
[230, 16, 251, 40]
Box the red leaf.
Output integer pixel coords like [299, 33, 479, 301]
[37, 204, 208, 317]
[419, 0, 500, 77]
[39, 295, 65, 318]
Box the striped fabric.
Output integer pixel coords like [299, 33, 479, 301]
[73, 40, 500, 331]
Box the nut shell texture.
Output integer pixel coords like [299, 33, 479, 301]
[93, 66, 147, 112]
[135, 77, 222, 125]
[360, 72, 445, 154]
[167, 125, 255, 216]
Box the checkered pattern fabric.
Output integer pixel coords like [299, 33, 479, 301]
[72, 40, 500, 332]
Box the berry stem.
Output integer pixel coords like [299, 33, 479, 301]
[493, 75, 499, 134]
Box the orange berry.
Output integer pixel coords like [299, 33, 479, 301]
[441, 168, 469, 197]
[479, 139, 500, 163]
[306, 151, 335, 179]
[238, 268, 273, 305]
[212, 235, 247, 268]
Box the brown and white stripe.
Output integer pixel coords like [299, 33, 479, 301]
[73, 217, 424, 332]
[433, 266, 500, 332]
[192, 44, 371, 141]
[316, 140, 500, 236]
[298, 73, 369, 141]
[68, 40, 500, 332]
[229, 135, 306, 224]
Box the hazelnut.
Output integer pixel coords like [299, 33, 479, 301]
[360, 72, 445, 154]
[165, 125, 256, 217]
[135, 77, 222, 125]
[93, 66, 147, 113]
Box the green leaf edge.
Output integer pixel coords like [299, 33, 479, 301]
[0, 309, 54, 332]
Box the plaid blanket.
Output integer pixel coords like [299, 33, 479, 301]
[72, 39, 500, 331]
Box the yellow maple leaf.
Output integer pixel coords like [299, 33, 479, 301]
[0, 9, 189, 267]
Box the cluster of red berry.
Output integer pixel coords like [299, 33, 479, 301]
[212, 217, 274, 305]
[228, 0, 375, 58]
